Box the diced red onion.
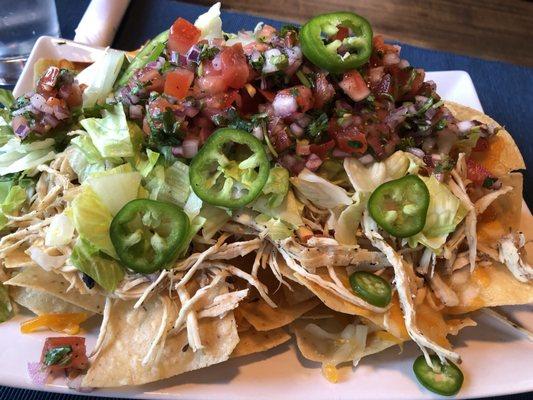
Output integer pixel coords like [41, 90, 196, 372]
[182, 138, 199, 159]
[11, 104, 34, 116]
[187, 45, 201, 64]
[358, 154, 375, 165]
[305, 153, 323, 171]
[431, 153, 442, 162]
[398, 59, 410, 69]
[53, 105, 70, 120]
[332, 149, 351, 158]
[58, 84, 72, 100]
[290, 122, 304, 137]
[422, 137, 436, 153]
[252, 125, 264, 140]
[129, 105, 143, 119]
[128, 92, 140, 105]
[30, 94, 53, 114]
[170, 51, 180, 64]
[42, 113, 59, 128]
[434, 173, 444, 182]
[212, 53, 223, 70]
[383, 52, 400, 66]
[296, 141, 310, 156]
[27, 362, 49, 386]
[406, 147, 425, 159]
[425, 106, 438, 120]
[296, 114, 312, 128]
[457, 120, 475, 133]
[12, 115, 31, 139]
[184, 106, 200, 118]
[171, 146, 184, 157]
[272, 94, 298, 117]
[415, 95, 428, 105]
[407, 104, 417, 114]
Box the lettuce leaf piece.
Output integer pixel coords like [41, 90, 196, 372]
[344, 151, 422, 193]
[87, 165, 141, 215]
[178, 215, 206, 257]
[79, 104, 134, 158]
[184, 190, 203, 221]
[0, 88, 14, 108]
[146, 161, 190, 207]
[70, 186, 116, 258]
[408, 175, 468, 251]
[45, 213, 75, 247]
[0, 183, 27, 229]
[252, 189, 304, 228]
[70, 239, 124, 292]
[136, 149, 160, 177]
[255, 214, 293, 240]
[0, 282, 13, 323]
[334, 192, 368, 245]
[75, 49, 125, 108]
[200, 205, 231, 240]
[0, 138, 55, 175]
[262, 166, 289, 208]
[194, 2, 223, 40]
[291, 168, 352, 209]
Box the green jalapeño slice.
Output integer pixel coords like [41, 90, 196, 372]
[368, 175, 430, 238]
[349, 271, 392, 307]
[413, 355, 464, 396]
[110, 199, 189, 274]
[189, 128, 270, 209]
[300, 12, 373, 73]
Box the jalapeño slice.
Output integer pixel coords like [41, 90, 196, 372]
[110, 199, 189, 274]
[368, 175, 429, 238]
[349, 271, 392, 307]
[300, 12, 373, 73]
[413, 355, 464, 396]
[189, 128, 270, 209]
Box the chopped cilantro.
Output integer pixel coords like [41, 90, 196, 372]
[270, 54, 288, 69]
[199, 45, 220, 61]
[397, 137, 416, 151]
[483, 177, 497, 188]
[434, 157, 456, 174]
[249, 53, 265, 71]
[279, 24, 300, 37]
[44, 346, 72, 367]
[348, 140, 362, 148]
[434, 118, 447, 131]
[307, 113, 329, 139]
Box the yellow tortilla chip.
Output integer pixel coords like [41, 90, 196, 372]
[4, 267, 104, 314]
[3, 248, 34, 269]
[231, 327, 291, 358]
[33, 58, 89, 84]
[10, 286, 90, 315]
[444, 263, 533, 314]
[83, 294, 239, 387]
[445, 101, 525, 176]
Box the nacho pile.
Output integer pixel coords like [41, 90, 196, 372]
[0, 3, 531, 395]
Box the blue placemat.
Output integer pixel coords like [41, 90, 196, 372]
[2, 1, 531, 399]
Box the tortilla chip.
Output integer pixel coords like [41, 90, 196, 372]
[3, 247, 34, 269]
[83, 294, 239, 387]
[291, 315, 403, 365]
[477, 173, 524, 244]
[445, 101, 525, 176]
[4, 268, 104, 314]
[33, 58, 89, 84]
[444, 263, 533, 314]
[231, 327, 291, 358]
[10, 286, 90, 315]
[239, 295, 320, 331]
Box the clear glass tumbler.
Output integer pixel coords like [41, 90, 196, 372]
[0, 0, 60, 86]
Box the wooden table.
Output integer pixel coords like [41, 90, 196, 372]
[188, 0, 533, 67]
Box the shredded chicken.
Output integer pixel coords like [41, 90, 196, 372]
[497, 233, 533, 282]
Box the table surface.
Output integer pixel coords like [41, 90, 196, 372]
[1, 0, 532, 399]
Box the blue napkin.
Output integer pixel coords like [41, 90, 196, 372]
[1, 1, 531, 400]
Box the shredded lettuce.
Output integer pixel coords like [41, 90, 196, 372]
[45, 213, 75, 247]
[408, 175, 468, 251]
[262, 166, 289, 208]
[75, 49, 125, 108]
[0, 138, 55, 175]
[79, 104, 134, 158]
[179, 215, 206, 257]
[0, 88, 14, 109]
[70, 186, 116, 258]
[344, 151, 422, 193]
[194, 2, 223, 40]
[291, 168, 352, 209]
[87, 165, 141, 215]
[70, 238, 124, 292]
[184, 190, 203, 221]
[0, 282, 13, 323]
[146, 160, 190, 207]
[334, 192, 367, 245]
[0, 181, 27, 229]
[136, 149, 160, 177]
[200, 205, 231, 240]
[253, 189, 303, 228]
[256, 214, 293, 240]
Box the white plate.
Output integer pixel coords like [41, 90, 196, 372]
[4, 36, 532, 400]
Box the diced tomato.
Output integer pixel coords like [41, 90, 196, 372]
[201, 90, 241, 117]
[256, 24, 277, 41]
[220, 44, 250, 89]
[309, 139, 335, 159]
[268, 121, 293, 153]
[467, 158, 493, 186]
[168, 17, 201, 54]
[40, 337, 88, 372]
[313, 73, 335, 109]
[472, 137, 489, 152]
[243, 41, 269, 55]
[164, 68, 195, 99]
[37, 66, 60, 93]
[328, 119, 367, 155]
[258, 89, 276, 102]
[332, 26, 349, 41]
[137, 67, 165, 93]
[275, 86, 314, 115]
[339, 70, 370, 102]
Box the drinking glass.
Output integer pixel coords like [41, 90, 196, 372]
[0, 0, 60, 86]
